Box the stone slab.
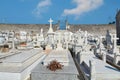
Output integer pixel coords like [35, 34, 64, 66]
[0, 49, 47, 80]
[3, 49, 40, 63]
[31, 50, 79, 80]
[43, 50, 69, 66]
[81, 51, 120, 80]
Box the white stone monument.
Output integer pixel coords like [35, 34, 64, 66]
[47, 18, 54, 46]
[47, 18, 54, 34]
[112, 34, 119, 54]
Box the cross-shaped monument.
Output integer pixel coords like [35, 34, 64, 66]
[48, 18, 53, 33]
[112, 34, 119, 53]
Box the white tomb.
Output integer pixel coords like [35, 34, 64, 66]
[0, 49, 46, 80]
[43, 50, 69, 66]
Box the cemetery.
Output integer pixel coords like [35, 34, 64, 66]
[0, 17, 119, 80]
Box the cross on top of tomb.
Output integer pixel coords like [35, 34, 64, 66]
[112, 34, 119, 41]
[48, 18, 53, 24]
[112, 34, 119, 53]
[47, 18, 54, 34]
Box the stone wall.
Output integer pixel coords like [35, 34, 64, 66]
[0, 24, 58, 33]
[68, 24, 116, 36]
[0, 24, 116, 36]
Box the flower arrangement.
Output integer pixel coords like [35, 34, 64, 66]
[47, 60, 64, 71]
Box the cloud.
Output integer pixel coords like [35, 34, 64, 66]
[32, 0, 51, 17]
[63, 0, 103, 18]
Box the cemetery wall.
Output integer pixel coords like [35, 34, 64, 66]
[0, 24, 116, 36]
[68, 24, 116, 35]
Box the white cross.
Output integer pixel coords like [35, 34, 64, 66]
[48, 18, 53, 31]
[48, 18, 53, 25]
[112, 34, 119, 53]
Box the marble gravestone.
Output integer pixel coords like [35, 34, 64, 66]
[43, 50, 69, 66]
[31, 50, 79, 80]
[0, 49, 46, 80]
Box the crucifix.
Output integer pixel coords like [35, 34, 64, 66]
[112, 34, 119, 53]
[48, 18, 53, 29]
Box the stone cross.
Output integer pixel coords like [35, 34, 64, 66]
[48, 18, 53, 29]
[112, 34, 119, 53]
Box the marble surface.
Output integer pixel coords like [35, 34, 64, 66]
[0, 49, 47, 80]
[80, 45, 120, 80]
[3, 49, 40, 63]
[31, 50, 79, 80]
[0, 49, 45, 72]
[43, 50, 69, 66]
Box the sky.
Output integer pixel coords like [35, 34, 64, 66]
[0, 0, 120, 24]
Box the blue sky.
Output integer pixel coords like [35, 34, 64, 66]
[0, 0, 120, 24]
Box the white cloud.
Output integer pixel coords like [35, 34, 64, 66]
[63, 0, 103, 18]
[32, 0, 51, 17]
